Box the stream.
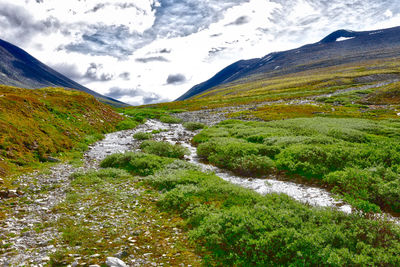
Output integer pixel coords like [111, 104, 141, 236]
[85, 119, 400, 223]
[93, 120, 352, 212]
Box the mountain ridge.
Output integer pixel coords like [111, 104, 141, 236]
[0, 38, 128, 107]
[177, 26, 400, 101]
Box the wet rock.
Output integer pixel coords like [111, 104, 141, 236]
[106, 257, 127, 267]
[114, 250, 129, 259]
[47, 157, 60, 163]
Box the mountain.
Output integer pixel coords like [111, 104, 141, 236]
[0, 38, 128, 107]
[177, 26, 400, 100]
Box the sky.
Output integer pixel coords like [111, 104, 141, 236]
[1, 0, 400, 105]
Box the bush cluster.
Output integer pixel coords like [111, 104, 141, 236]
[100, 152, 174, 176]
[133, 131, 152, 140]
[194, 117, 400, 213]
[183, 122, 206, 131]
[140, 141, 190, 159]
[141, 162, 400, 266]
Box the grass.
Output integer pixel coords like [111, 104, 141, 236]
[140, 141, 189, 159]
[149, 58, 400, 118]
[194, 118, 400, 213]
[50, 168, 203, 266]
[0, 85, 122, 181]
[133, 131, 153, 140]
[100, 152, 174, 176]
[96, 153, 400, 266]
[183, 122, 206, 131]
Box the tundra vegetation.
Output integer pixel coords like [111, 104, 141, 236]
[2, 56, 400, 265]
[100, 155, 400, 266]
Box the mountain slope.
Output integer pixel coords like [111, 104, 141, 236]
[178, 26, 400, 100]
[0, 85, 123, 178]
[0, 39, 127, 107]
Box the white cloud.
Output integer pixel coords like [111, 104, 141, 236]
[1, 0, 400, 105]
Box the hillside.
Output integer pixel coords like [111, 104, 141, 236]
[0, 85, 123, 179]
[177, 26, 400, 101]
[0, 39, 127, 107]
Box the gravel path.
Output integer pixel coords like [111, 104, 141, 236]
[0, 124, 153, 266]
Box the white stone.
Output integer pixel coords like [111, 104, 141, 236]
[106, 257, 127, 267]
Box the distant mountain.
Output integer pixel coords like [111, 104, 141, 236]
[0, 39, 128, 107]
[177, 26, 400, 100]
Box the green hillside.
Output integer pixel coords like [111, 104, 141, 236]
[158, 58, 400, 121]
[0, 85, 122, 180]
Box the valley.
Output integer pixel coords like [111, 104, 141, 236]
[1, 25, 400, 266]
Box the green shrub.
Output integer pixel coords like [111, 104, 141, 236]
[197, 138, 275, 176]
[133, 131, 152, 140]
[232, 155, 274, 176]
[140, 140, 189, 159]
[159, 115, 183, 124]
[71, 168, 132, 186]
[183, 122, 206, 131]
[116, 118, 140, 130]
[193, 117, 400, 213]
[142, 164, 400, 266]
[100, 152, 173, 176]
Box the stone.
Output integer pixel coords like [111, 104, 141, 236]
[7, 189, 19, 198]
[89, 265, 100, 267]
[113, 250, 128, 259]
[0, 177, 4, 184]
[0, 189, 8, 198]
[47, 157, 60, 163]
[106, 257, 127, 267]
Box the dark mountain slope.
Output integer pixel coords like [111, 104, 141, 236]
[178, 26, 400, 100]
[0, 39, 127, 107]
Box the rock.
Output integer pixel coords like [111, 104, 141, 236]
[0, 177, 4, 184]
[47, 157, 60, 163]
[106, 257, 127, 267]
[113, 250, 128, 259]
[89, 265, 100, 267]
[0, 189, 8, 198]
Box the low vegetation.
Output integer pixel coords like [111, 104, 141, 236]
[183, 122, 206, 131]
[194, 118, 400, 213]
[140, 141, 189, 159]
[100, 152, 174, 176]
[0, 85, 122, 179]
[98, 153, 400, 266]
[133, 131, 153, 140]
[51, 168, 202, 265]
[117, 107, 185, 124]
[152, 59, 400, 122]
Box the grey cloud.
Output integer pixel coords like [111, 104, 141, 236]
[83, 63, 114, 82]
[63, 25, 136, 58]
[86, 3, 107, 13]
[166, 74, 186, 84]
[159, 48, 171, 53]
[136, 56, 169, 63]
[149, 0, 251, 38]
[119, 72, 131, 80]
[0, 3, 61, 43]
[106, 87, 169, 105]
[226, 16, 250, 26]
[50, 63, 83, 81]
[208, 47, 227, 56]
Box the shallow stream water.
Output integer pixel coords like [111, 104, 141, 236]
[86, 119, 400, 223]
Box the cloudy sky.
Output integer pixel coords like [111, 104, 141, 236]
[1, 0, 400, 105]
